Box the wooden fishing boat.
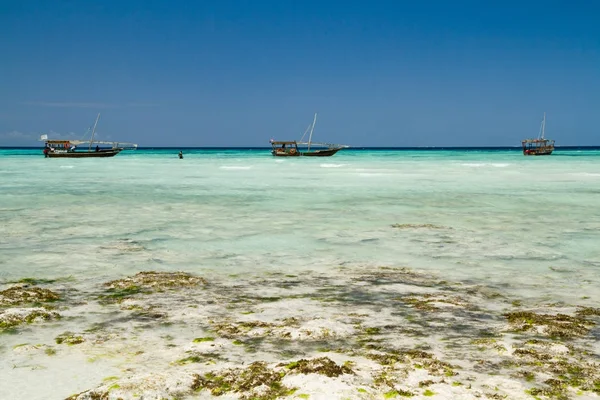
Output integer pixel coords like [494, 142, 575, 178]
[522, 113, 554, 156]
[270, 113, 348, 157]
[40, 113, 137, 158]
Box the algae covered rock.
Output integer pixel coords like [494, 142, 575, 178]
[103, 271, 206, 291]
[0, 285, 60, 306]
[503, 310, 595, 338]
[282, 357, 355, 377]
[100, 271, 207, 303]
[65, 371, 202, 400]
[55, 331, 85, 345]
[0, 307, 60, 330]
[194, 361, 296, 399]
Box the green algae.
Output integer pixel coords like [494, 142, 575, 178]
[504, 308, 596, 339]
[504, 310, 595, 338]
[471, 337, 507, 353]
[7, 276, 76, 285]
[423, 389, 435, 396]
[0, 286, 60, 306]
[210, 319, 278, 338]
[0, 308, 61, 331]
[575, 307, 600, 318]
[391, 223, 448, 230]
[45, 347, 56, 356]
[192, 361, 296, 399]
[193, 336, 215, 343]
[364, 327, 381, 335]
[397, 296, 439, 312]
[102, 271, 206, 300]
[385, 389, 414, 398]
[176, 355, 204, 365]
[298, 394, 310, 399]
[98, 285, 144, 304]
[233, 340, 244, 346]
[520, 371, 536, 382]
[366, 349, 457, 378]
[471, 338, 497, 345]
[281, 357, 354, 377]
[55, 332, 84, 345]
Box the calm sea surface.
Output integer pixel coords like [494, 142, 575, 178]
[1, 148, 599, 298]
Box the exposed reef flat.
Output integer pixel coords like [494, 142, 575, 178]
[1, 267, 599, 400]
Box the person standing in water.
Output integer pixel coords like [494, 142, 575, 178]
[178, 151, 183, 159]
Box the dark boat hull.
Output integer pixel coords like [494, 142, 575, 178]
[523, 149, 553, 156]
[47, 149, 122, 158]
[271, 148, 342, 157]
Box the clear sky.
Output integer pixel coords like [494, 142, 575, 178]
[1, 0, 599, 147]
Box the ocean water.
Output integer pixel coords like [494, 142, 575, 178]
[1, 147, 600, 399]
[2, 147, 599, 297]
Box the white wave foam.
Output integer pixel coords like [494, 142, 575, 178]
[59, 166, 75, 169]
[355, 168, 395, 173]
[460, 163, 485, 167]
[320, 163, 346, 168]
[358, 173, 387, 177]
[572, 172, 600, 177]
[460, 163, 509, 168]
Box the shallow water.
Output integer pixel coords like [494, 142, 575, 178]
[2, 148, 599, 298]
[1, 148, 600, 399]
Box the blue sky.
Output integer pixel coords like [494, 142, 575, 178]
[1, 0, 599, 146]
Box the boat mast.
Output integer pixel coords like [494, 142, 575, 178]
[541, 112, 546, 140]
[88, 113, 101, 151]
[307, 112, 317, 151]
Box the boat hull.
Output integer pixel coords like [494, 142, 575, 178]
[271, 148, 342, 157]
[523, 149, 553, 156]
[300, 148, 342, 157]
[47, 149, 122, 158]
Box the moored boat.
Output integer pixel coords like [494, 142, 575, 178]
[270, 113, 348, 157]
[522, 113, 554, 156]
[40, 113, 137, 158]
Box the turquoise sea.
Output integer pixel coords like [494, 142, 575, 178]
[1, 147, 600, 399]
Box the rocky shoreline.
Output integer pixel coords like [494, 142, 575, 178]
[1, 267, 599, 399]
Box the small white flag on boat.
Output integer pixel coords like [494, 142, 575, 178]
[40, 134, 48, 140]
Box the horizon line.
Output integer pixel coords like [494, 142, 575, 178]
[2, 145, 600, 150]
